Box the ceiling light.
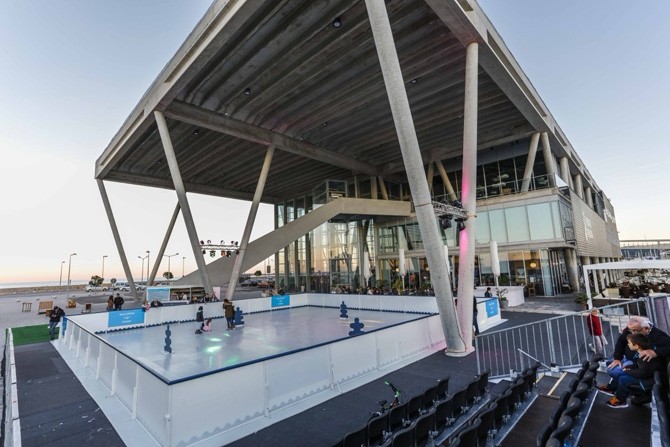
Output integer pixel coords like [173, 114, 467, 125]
[193, 129, 200, 136]
[244, 88, 251, 95]
[332, 17, 342, 28]
[410, 78, 418, 84]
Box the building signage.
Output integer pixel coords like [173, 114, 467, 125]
[271, 295, 290, 307]
[108, 309, 146, 327]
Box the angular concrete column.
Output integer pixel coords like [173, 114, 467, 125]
[154, 111, 213, 295]
[426, 162, 435, 195]
[377, 176, 390, 200]
[559, 157, 573, 189]
[370, 176, 378, 199]
[225, 144, 275, 301]
[365, 0, 466, 354]
[435, 160, 457, 202]
[455, 41, 479, 352]
[574, 174, 584, 199]
[541, 132, 557, 187]
[520, 132, 540, 193]
[147, 203, 182, 289]
[97, 179, 140, 302]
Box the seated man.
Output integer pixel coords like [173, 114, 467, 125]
[598, 316, 670, 394]
[605, 333, 663, 408]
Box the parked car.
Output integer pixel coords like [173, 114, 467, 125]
[258, 280, 275, 289]
[240, 279, 258, 287]
[85, 285, 108, 292]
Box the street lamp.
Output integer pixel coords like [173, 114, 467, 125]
[146, 250, 150, 285]
[163, 252, 179, 281]
[101, 255, 108, 285]
[182, 256, 186, 278]
[59, 261, 65, 292]
[66, 253, 77, 297]
[138, 255, 148, 283]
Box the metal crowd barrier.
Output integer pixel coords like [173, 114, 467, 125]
[475, 296, 667, 378]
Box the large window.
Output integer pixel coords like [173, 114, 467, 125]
[527, 203, 556, 240]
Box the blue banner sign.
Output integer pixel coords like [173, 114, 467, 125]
[147, 287, 170, 302]
[485, 299, 499, 318]
[271, 295, 290, 307]
[108, 309, 146, 327]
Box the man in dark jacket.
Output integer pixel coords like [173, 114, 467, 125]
[599, 316, 670, 394]
[605, 333, 664, 408]
[48, 306, 66, 340]
[113, 293, 124, 311]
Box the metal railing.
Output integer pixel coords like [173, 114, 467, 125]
[1, 329, 21, 446]
[475, 296, 665, 378]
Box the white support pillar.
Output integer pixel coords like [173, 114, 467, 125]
[97, 179, 140, 302]
[540, 132, 557, 187]
[370, 176, 378, 200]
[154, 111, 213, 295]
[426, 162, 435, 195]
[585, 186, 594, 208]
[455, 41, 479, 352]
[365, 0, 466, 354]
[564, 247, 580, 293]
[520, 132, 540, 193]
[574, 174, 584, 199]
[225, 144, 275, 301]
[147, 203, 181, 290]
[435, 160, 457, 202]
[559, 157, 573, 189]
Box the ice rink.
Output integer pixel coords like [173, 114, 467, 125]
[97, 306, 430, 382]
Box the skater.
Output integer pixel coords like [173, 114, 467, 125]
[223, 299, 235, 329]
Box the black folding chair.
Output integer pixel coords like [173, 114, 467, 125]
[342, 424, 367, 447]
[476, 370, 491, 398]
[436, 376, 451, 401]
[464, 378, 480, 410]
[549, 415, 573, 445]
[388, 401, 408, 432]
[476, 401, 497, 443]
[413, 409, 436, 447]
[434, 397, 456, 432]
[367, 413, 389, 446]
[561, 396, 581, 419]
[455, 418, 481, 447]
[406, 394, 424, 422]
[391, 425, 414, 447]
[536, 422, 553, 447]
[422, 384, 439, 410]
[451, 387, 468, 419]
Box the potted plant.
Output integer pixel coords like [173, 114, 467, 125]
[575, 292, 590, 309]
[496, 288, 509, 309]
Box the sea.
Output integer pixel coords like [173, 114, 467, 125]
[0, 280, 90, 290]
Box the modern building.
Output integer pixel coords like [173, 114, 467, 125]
[95, 0, 621, 344]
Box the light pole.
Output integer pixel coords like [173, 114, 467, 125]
[101, 255, 108, 285]
[182, 256, 186, 278]
[146, 250, 150, 285]
[66, 253, 77, 297]
[138, 255, 147, 283]
[163, 253, 179, 282]
[59, 261, 65, 292]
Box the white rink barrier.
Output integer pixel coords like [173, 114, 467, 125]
[61, 294, 444, 447]
[3, 329, 22, 447]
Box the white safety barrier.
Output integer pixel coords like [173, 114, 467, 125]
[2, 329, 22, 447]
[59, 293, 444, 446]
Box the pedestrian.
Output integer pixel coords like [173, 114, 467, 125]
[106, 295, 114, 311]
[223, 298, 235, 329]
[196, 306, 204, 323]
[113, 293, 124, 311]
[484, 287, 492, 298]
[48, 306, 65, 340]
[473, 300, 480, 336]
[586, 308, 608, 355]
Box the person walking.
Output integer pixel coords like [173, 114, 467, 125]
[586, 308, 607, 355]
[113, 293, 124, 311]
[48, 306, 66, 340]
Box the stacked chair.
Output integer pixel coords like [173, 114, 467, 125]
[535, 359, 599, 447]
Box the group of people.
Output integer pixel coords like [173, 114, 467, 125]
[597, 315, 670, 408]
[105, 293, 125, 311]
[194, 298, 237, 334]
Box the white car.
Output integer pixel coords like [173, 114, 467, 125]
[85, 285, 108, 292]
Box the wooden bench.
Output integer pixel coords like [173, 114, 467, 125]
[21, 302, 32, 312]
[37, 300, 53, 315]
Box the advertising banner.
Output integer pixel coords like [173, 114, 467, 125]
[108, 309, 146, 327]
[147, 287, 170, 302]
[271, 295, 290, 307]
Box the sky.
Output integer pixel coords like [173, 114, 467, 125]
[1, 1, 668, 285]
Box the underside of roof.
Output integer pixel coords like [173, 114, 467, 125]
[96, 0, 573, 204]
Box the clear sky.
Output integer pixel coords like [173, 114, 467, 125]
[1, 1, 668, 284]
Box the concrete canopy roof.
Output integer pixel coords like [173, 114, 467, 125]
[95, 0, 586, 204]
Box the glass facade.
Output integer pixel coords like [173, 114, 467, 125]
[272, 145, 580, 296]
